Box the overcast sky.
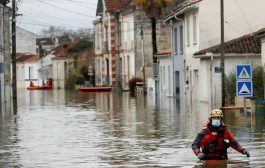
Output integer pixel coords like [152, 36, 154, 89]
[12, 0, 98, 35]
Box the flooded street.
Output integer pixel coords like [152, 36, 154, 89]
[0, 89, 264, 167]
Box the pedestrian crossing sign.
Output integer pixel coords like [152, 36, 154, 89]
[236, 65, 252, 80]
[236, 81, 253, 97]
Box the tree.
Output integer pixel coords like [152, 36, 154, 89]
[136, 0, 172, 64]
[0, 0, 9, 6]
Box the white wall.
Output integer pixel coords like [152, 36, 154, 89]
[262, 38, 265, 67]
[199, 0, 265, 49]
[159, 57, 173, 97]
[52, 59, 66, 89]
[200, 54, 261, 108]
[120, 12, 135, 89]
[16, 27, 37, 54]
[17, 61, 39, 88]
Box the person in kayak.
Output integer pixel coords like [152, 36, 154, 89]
[192, 109, 250, 160]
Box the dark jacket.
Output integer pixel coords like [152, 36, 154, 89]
[192, 122, 245, 160]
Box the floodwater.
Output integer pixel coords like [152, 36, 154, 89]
[0, 89, 264, 167]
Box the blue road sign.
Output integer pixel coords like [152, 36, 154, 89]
[236, 64, 252, 80]
[236, 81, 253, 97]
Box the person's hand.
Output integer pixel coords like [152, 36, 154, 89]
[242, 149, 250, 157]
[197, 153, 205, 160]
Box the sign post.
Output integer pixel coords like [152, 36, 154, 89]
[236, 65, 252, 115]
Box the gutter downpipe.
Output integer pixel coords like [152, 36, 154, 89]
[210, 55, 213, 109]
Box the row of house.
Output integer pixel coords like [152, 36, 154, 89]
[15, 27, 81, 89]
[94, 0, 171, 90]
[94, 0, 265, 111]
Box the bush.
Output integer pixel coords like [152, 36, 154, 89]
[68, 40, 93, 53]
[225, 72, 236, 105]
[128, 77, 143, 93]
[225, 66, 264, 104]
[75, 75, 85, 86]
[253, 66, 264, 98]
[79, 65, 89, 81]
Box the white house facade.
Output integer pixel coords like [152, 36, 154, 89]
[194, 32, 262, 108]
[16, 55, 39, 88]
[165, 0, 265, 110]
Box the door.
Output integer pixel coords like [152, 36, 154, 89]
[175, 71, 180, 100]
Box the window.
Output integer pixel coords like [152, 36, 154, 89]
[180, 25, 184, 53]
[174, 28, 178, 54]
[168, 66, 171, 95]
[186, 17, 190, 45]
[29, 66, 33, 80]
[193, 15, 197, 44]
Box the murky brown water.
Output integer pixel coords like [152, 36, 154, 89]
[0, 89, 264, 167]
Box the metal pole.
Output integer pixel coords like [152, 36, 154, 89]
[12, 0, 17, 114]
[221, 0, 225, 107]
[244, 97, 247, 115]
[140, 25, 146, 93]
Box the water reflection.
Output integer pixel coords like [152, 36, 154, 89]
[0, 89, 263, 167]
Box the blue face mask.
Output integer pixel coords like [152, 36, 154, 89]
[212, 119, 221, 127]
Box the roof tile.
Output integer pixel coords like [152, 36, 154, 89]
[105, 0, 131, 12]
[17, 54, 39, 62]
[194, 32, 261, 55]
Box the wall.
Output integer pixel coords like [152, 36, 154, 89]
[52, 58, 66, 89]
[199, 0, 265, 50]
[159, 56, 173, 97]
[0, 6, 11, 112]
[200, 54, 261, 108]
[120, 11, 135, 90]
[17, 61, 39, 88]
[135, 7, 171, 81]
[94, 19, 103, 86]
[16, 27, 37, 54]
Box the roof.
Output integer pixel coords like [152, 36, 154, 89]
[16, 54, 39, 63]
[194, 32, 261, 56]
[105, 0, 131, 12]
[164, 0, 201, 22]
[96, 0, 103, 16]
[255, 28, 265, 37]
[49, 43, 74, 57]
[156, 50, 172, 55]
[36, 38, 55, 46]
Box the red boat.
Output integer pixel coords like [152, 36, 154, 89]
[79, 86, 112, 92]
[27, 85, 52, 90]
[27, 80, 52, 90]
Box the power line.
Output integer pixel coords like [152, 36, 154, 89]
[36, 0, 96, 18]
[234, 0, 253, 33]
